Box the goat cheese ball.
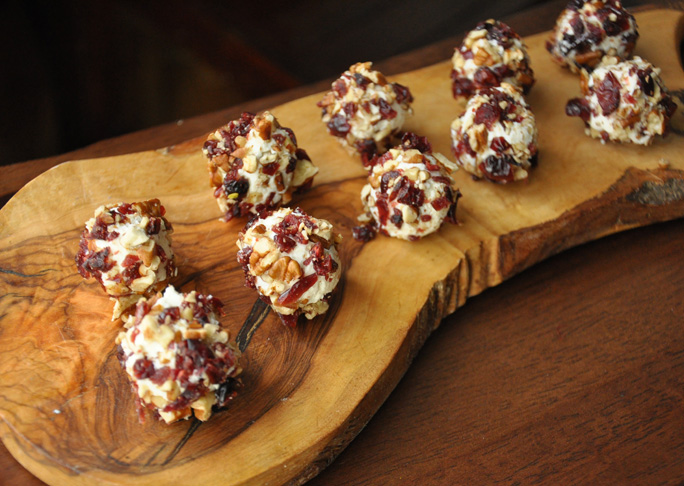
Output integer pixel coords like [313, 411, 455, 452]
[75, 199, 177, 319]
[203, 111, 318, 221]
[317, 62, 414, 166]
[117, 286, 241, 424]
[451, 19, 535, 98]
[357, 133, 460, 241]
[236, 208, 342, 327]
[451, 83, 538, 183]
[565, 56, 677, 144]
[546, 0, 638, 73]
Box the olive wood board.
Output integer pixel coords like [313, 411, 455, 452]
[1, 9, 684, 486]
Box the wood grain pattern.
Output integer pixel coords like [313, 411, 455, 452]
[1, 9, 683, 486]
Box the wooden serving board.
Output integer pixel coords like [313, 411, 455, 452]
[1, 9, 684, 486]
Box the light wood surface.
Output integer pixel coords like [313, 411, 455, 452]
[1, 7, 684, 486]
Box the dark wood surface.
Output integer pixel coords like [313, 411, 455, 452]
[2, 1, 683, 484]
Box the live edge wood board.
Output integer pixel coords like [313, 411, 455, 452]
[1, 9, 684, 486]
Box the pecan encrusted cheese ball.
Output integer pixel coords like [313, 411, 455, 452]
[546, 0, 638, 73]
[203, 111, 318, 221]
[236, 208, 342, 327]
[75, 199, 177, 319]
[566, 56, 677, 144]
[356, 133, 460, 242]
[116, 286, 241, 424]
[451, 83, 538, 183]
[317, 62, 414, 166]
[451, 19, 534, 98]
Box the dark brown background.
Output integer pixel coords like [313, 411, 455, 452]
[0, 0, 647, 166]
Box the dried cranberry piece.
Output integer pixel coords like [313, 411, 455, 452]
[452, 75, 475, 98]
[203, 139, 222, 157]
[272, 133, 286, 144]
[636, 69, 655, 97]
[343, 102, 357, 117]
[146, 217, 162, 235]
[390, 208, 403, 228]
[401, 132, 432, 153]
[392, 83, 413, 104]
[352, 224, 376, 242]
[374, 98, 397, 120]
[90, 219, 109, 240]
[353, 73, 371, 89]
[82, 247, 113, 276]
[431, 196, 452, 211]
[660, 97, 677, 118]
[394, 180, 425, 209]
[122, 260, 142, 285]
[224, 178, 249, 197]
[356, 139, 378, 167]
[332, 78, 348, 98]
[117, 203, 135, 215]
[262, 162, 279, 176]
[282, 127, 297, 146]
[479, 155, 515, 183]
[420, 214, 433, 222]
[595, 71, 621, 115]
[474, 102, 502, 129]
[380, 170, 400, 193]
[569, 14, 585, 36]
[309, 242, 338, 276]
[157, 306, 181, 324]
[133, 358, 156, 380]
[490, 137, 511, 153]
[327, 114, 351, 137]
[277, 273, 318, 306]
[474, 67, 500, 89]
[565, 98, 592, 123]
[274, 234, 297, 253]
[375, 195, 390, 226]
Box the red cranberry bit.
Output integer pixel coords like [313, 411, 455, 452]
[133, 358, 157, 380]
[375, 195, 390, 226]
[431, 196, 452, 211]
[380, 170, 401, 193]
[283, 127, 297, 146]
[157, 306, 181, 324]
[272, 133, 286, 145]
[452, 75, 475, 98]
[479, 155, 515, 183]
[636, 69, 655, 97]
[374, 98, 397, 120]
[394, 179, 425, 210]
[309, 242, 338, 276]
[332, 78, 348, 98]
[203, 139, 223, 157]
[352, 224, 376, 242]
[565, 98, 592, 123]
[145, 217, 162, 235]
[224, 178, 249, 197]
[420, 214, 433, 222]
[82, 247, 114, 276]
[327, 114, 351, 137]
[393, 83, 413, 104]
[490, 137, 511, 153]
[453, 133, 477, 158]
[353, 73, 371, 89]
[262, 162, 279, 176]
[274, 234, 297, 253]
[474, 101, 502, 130]
[595, 71, 621, 115]
[474, 67, 500, 90]
[401, 132, 432, 153]
[116, 203, 136, 215]
[122, 260, 142, 285]
[356, 139, 379, 167]
[432, 176, 451, 185]
[343, 102, 357, 117]
[390, 208, 403, 228]
[90, 219, 110, 240]
[277, 273, 318, 306]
